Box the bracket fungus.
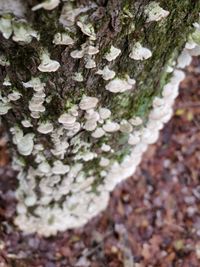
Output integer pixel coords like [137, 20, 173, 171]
[103, 121, 120, 133]
[145, 2, 170, 22]
[0, 1, 199, 238]
[37, 122, 54, 134]
[14, 132, 35, 156]
[79, 96, 98, 110]
[0, 16, 12, 39]
[53, 32, 74, 46]
[32, 0, 60, 11]
[38, 51, 60, 72]
[96, 66, 116, 80]
[104, 46, 121, 61]
[129, 42, 152, 60]
[105, 76, 136, 93]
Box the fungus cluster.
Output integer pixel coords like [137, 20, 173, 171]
[0, 1, 199, 237]
[11, 127, 35, 156]
[13, 39, 198, 235]
[0, 15, 39, 43]
[23, 77, 47, 118]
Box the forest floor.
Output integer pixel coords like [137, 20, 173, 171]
[0, 59, 200, 267]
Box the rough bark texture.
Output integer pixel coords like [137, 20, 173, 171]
[0, 0, 199, 235]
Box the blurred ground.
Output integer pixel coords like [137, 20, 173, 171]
[0, 59, 200, 267]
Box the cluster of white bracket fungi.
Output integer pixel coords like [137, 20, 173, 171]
[0, 0, 200, 236]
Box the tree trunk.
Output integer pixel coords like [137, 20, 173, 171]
[0, 0, 199, 236]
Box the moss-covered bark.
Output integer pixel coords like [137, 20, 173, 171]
[0, 0, 199, 235]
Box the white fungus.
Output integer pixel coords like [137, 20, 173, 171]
[52, 160, 70, 175]
[12, 20, 200, 237]
[105, 76, 136, 93]
[104, 46, 121, 61]
[53, 32, 74, 46]
[32, 0, 60, 11]
[58, 113, 76, 125]
[84, 119, 97, 131]
[70, 49, 85, 59]
[120, 120, 133, 133]
[91, 127, 105, 138]
[24, 195, 37, 207]
[0, 16, 12, 39]
[37, 122, 53, 134]
[8, 92, 21, 101]
[85, 45, 99, 55]
[177, 49, 192, 68]
[12, 22, 39, 43]
[96, 66, 116, 80]
[128, 132, 141, 145]
[99, 108, 111, 120]
[22, 120, 32, 128]
[101, 144, 111, 152]
[38, 51, 60, 72]
[77, 20, 96, 40]
[72, 72, 84, 82]
[103, 121, 120, 132]
[38, 162, 51, 173]
[79, 96, 98, 110]
[0, 102, 11, 115]
[99, 157, 110, 167]
[129, 116, 143, 126]
[129, 42, 152, 60]
[145, 2, 170, 22]
[17, 133, 35, 156]
[85, 56, 96, 69]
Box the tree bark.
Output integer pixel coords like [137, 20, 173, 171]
[0, 0, 199, 236]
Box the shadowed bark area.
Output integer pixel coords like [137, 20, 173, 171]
[0, 0, 199, 235]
